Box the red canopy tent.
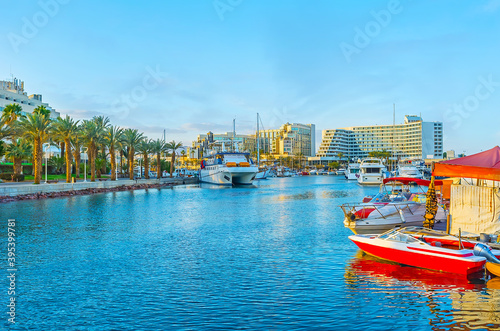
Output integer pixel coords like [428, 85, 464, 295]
[383, 177, 443, 186]
[433, 146, 500, 181]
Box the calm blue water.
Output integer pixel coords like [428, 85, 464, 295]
[1, 176, 499, 330]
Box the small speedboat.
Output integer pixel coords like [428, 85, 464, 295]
[349, 226, 500, 276]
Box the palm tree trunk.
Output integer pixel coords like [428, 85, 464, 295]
[170, 153, 175, 178]
[74, 146, 81, 179]
[90, 143, 96, 182]
[34, 138, 42, 184]
[119, 150, 123, 176]
[110, 146, 116, 181]
[64, 138, 72, 183]
[157, 153, 161, 179]
[60, 141, 65, 173]
[13, 158, 22, 175]
[144, 153, 149, 179]
[128, 147, 134, 180]
[101, 144, 107, 175]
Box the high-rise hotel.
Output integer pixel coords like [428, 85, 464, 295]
[0, 77, 60, 119]
[312, 115, 442, 163]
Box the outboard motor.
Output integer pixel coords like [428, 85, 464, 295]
[473, 243, 500, 264]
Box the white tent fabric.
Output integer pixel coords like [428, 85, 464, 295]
[450, 184, 500, 235]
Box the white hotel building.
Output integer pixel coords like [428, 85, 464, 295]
[310, 115, 443, 165]
[0, 77, 60, 119]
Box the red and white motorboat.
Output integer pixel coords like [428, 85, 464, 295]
[349, 227, 500, 276]
[340, 177, 447, 234]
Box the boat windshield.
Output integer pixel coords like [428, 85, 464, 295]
[370, 191, 408, 203]
[378, 228, 421, 243]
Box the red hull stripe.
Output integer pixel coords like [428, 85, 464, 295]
[407, 246, 474, 258]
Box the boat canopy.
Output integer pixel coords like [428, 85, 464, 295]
[433, 146, 500, 181]
[383, 177, 443, 186]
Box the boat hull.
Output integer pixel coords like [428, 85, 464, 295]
[255, 169, 269, 180]
[230, 168, 258, 185]
[199, 169, 233, 185]
[344, 205, 447, 234]
[349, 235, 486, 275]
[357, 173, 383, 185]
[486, 262, 500, 277]
[345, 173, 358, 180]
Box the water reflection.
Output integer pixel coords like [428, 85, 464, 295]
[345, 251, 500, 330]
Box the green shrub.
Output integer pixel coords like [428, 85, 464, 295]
[0, 173, 25, 181]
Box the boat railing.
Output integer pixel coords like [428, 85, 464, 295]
[340, 201, 418, 221]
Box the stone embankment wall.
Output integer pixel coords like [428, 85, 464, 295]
[0, 177, 199, 198]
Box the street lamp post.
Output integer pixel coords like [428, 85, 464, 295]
[43, 143, 50, 184]
[83, 147, 88, 182]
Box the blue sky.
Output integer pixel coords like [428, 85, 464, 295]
[1, 0, 500, 154]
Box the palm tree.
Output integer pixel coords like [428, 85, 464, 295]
[166, 140, 182, 178]
[52, 116, 79, 183]
[151, 139, 167, 179]
[0, 122, 11, 140]
[32, 105, 51, 117]
[1, 104, 24, 126]
[82, 120, 99, 182]
[17, 112, 52, 184]
[104, 126, 124, 181]
[5, 139, 32, 175]
[337, 152, 344, 161]
[123, 128, 144, 179]
[94, 116, 110, 175]
[94, 158, 107, 178]
[71, 129, 85, 179]
[137, 139, 153, 179]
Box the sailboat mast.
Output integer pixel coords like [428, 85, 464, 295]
[233, 118, 236, 152]
[257, 113, 260, 166]
[392, 103, 395, 172]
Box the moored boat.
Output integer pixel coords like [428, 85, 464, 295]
[397, 160, 423, 179]
[345, 163, 360, 180]
[349, 226, 500, 276]
[199, 152, 258, 185]
[341, 177, 447, 234]
[357, 158, 385, 185]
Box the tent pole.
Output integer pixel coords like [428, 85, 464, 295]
[446, 214, 451, 234]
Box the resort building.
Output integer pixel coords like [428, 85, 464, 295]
[0, 77, 60, 119]
[191, 122, 316, 159]
[257, 123, 316, 157]
[309, 115, 443, 165]
[192, 131, 255, 158]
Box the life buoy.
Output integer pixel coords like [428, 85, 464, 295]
[201, 160, 205, 169]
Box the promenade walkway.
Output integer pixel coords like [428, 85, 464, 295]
[0, 177, 198, 197]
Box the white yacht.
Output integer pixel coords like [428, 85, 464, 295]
[345, 163, 360, 180]
[336, 168, 346, 176]
[397, 160, 423, 179]
[255, 168, 270, 180]
[357, 158, 385, 185]
[199, 152, 258, 185]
